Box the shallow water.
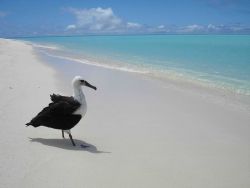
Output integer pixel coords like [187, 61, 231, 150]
[21, 35, 250, 95]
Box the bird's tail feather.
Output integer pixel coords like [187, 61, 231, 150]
[25, 122, 31, 127]
[26, 122, 38, 127]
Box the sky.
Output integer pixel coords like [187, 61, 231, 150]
[0, 0, 250, 37]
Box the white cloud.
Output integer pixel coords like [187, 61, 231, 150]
[175, 23, 250, 34]
[64, 7, 250, 35]
[206, 23, 250, 33]
[157, 25, 165, 29]
[66, 24, 76, 30]
[66, 7, 144, 33]
[230, 25, 245, 31]
[67, 7, 124, 31]
[207, 24, 216, 29]
[127, 22, 142, 29]
[207, 24, 222, 32]
[180, 24, 205, 33]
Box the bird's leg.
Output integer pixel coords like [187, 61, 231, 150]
[64, 130, 76, 146]
[69, 134, 76, 146]
[62, 130, 65, 138]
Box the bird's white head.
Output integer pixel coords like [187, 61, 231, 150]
[72, 76, 97, 90]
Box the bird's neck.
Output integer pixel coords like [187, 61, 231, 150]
[73, 86, 85, 104]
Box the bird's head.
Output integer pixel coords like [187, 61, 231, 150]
[72, 76, 97, 90]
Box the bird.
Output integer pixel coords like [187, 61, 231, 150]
[26, 76, 97, 146]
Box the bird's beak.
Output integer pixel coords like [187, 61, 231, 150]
[85, 81, 97, 90]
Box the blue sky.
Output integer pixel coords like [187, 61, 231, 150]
[0, 0, 250, 37]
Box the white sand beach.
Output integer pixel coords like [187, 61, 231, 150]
[0, 38, 250, 188]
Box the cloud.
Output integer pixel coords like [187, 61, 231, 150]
[207, 24, 218, 30]
[179, 24, 205, 33]
[66, 24, 76, 30]
[127, 22, 142, 29]
[67, 7, 122, 31]
[64, 7, 250, 35]
[66, 7, 143, 33]
[157, 25, 165, 29]
[151, 23, 250, 34]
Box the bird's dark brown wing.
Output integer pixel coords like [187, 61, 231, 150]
[50, 94, 79, 106]
[26, 97, 81, 127]
[43, 101, 80, 116]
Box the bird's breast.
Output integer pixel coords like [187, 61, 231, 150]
[72, 89, 87, 116]
[73, 102, 87, 116]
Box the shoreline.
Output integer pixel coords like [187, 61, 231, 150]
[20, 35, 250, 97]
[34, 43, 250, 112]
[1, 38, 250, 188]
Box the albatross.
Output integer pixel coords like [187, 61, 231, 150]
[26, 76, 97, 146]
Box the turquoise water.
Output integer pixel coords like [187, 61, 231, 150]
[21, 35, 250, 95]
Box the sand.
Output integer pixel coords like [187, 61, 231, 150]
[0, 38, 250, 188]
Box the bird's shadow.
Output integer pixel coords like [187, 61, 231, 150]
[29, 137, 110, 154]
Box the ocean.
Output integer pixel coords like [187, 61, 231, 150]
[21, 35, 250, 95]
